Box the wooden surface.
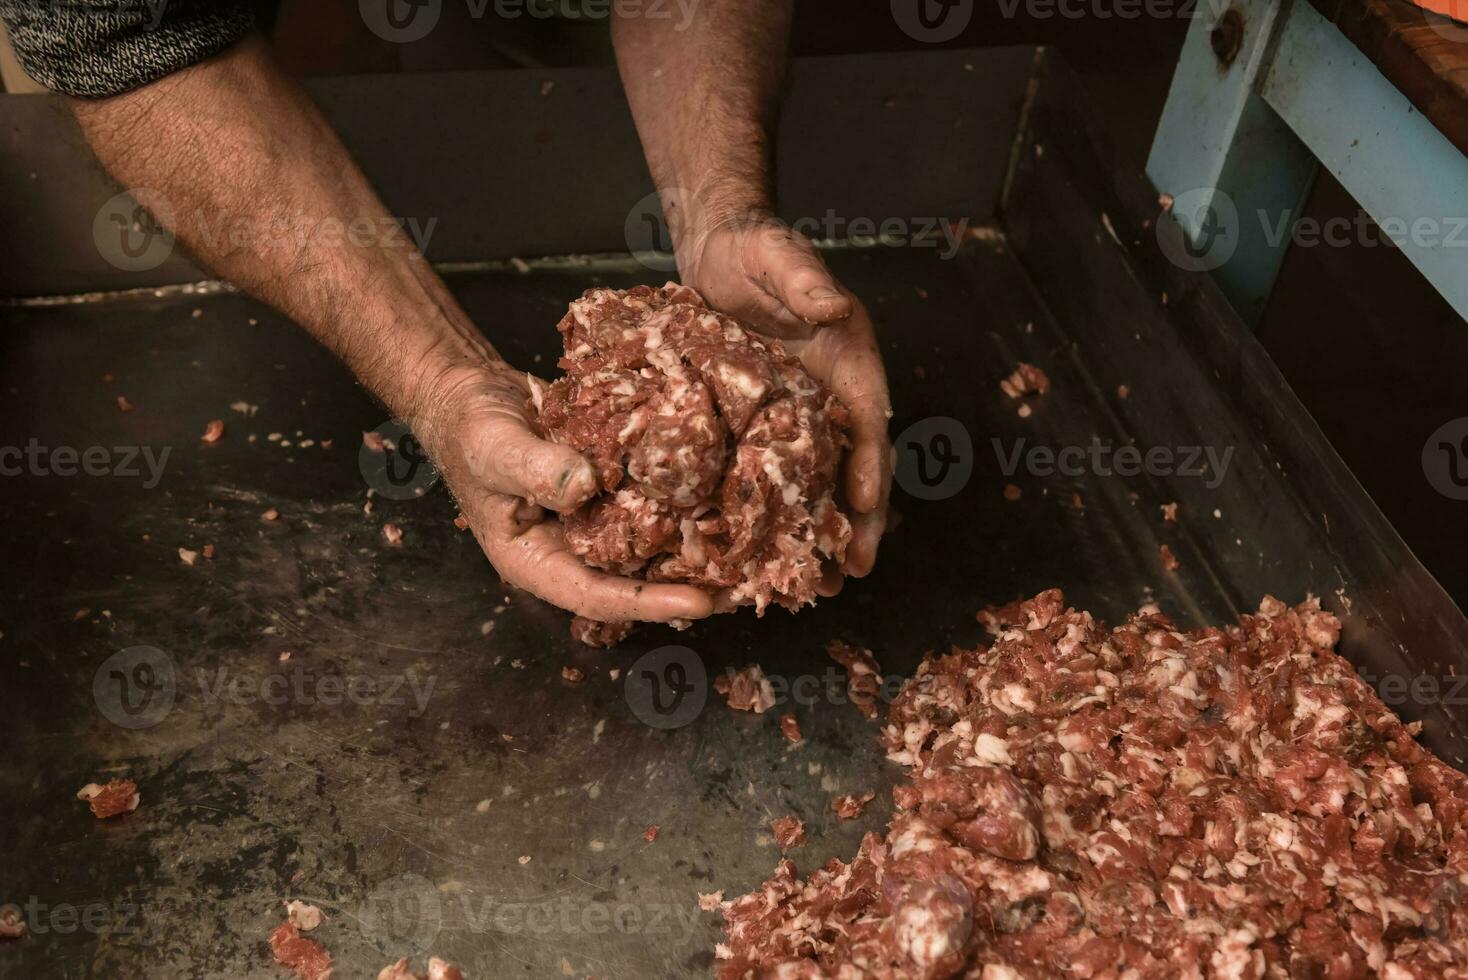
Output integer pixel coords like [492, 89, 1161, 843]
[1306, 0, 1468, 157]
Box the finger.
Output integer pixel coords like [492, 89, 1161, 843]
[844, 503, 887, 578]
[822, 326, 893, 514]
[815, 562, 845, 598]
[489, 520, 714, 623]
[747, 226, 853, 325]
[472, 423, 599, 513]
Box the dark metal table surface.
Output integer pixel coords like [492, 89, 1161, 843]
[4, 48, 1468, 980]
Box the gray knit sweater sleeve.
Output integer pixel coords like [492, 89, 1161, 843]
[0, 0, 254, 97]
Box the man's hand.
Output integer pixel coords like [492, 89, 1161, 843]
[69, 34, 711, 624]
[679, 216, 891, 578]
[418, 362, 715, 623]
[613, 0, 894, 581]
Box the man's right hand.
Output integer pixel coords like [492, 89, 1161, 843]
[416, 360, 715, 624]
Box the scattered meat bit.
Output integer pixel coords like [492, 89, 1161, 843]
[569, 616, 632, 648]
[517, 855, 531, 865]
[376, 958, 464, 980]
[697, 891, 724, 912]
[202, 544, 215, 560]
[76, 779, 139, 819]
[1160, 542, 1180, 570]
[714, 665, 777, 714]
[561, 666, 584, 684]
[269, 922, 332, 980]
[116, 395, 134, 412]
[1071, 491, 1084, 510]
[381, 523, 404, 546]
[320, 439, 333, 449]
[769, 815, 806, 851]
[201, 419, 225, 443]
[284, 900, 324, 932]
[453, 514, 469, 531]
[535, 284, 851, 615]
[364, 500, 374, 516]
[261, 508, 280, 522]
[1161, 501, 1179, 522]
[827, 641, 882, 720]
[1159, 191, 1175, 210]
[278, 651, 292, 663]
[1016, 403, 1032, 418]
[178, 547, 198, 566]
[831, 791, 876, 820]
[1117, 383, 1130, 399]
[362, 430, 386, 452]
[779, 713, 803, 743]
[0, 904, 26, 940]
[998, 362, 1050, 399]
[643, 825, 660, 843]
[1002, 483, 1022, 502]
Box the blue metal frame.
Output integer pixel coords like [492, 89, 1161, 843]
[1148, 0, 1468, 323]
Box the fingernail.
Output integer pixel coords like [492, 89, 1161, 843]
[806, 286, 842, 302]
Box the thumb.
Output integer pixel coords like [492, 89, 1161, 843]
[471, 422, 599, 513]
[748, 225, 853, 325]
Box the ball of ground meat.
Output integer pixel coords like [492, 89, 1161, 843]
[533, 284, 852, 614]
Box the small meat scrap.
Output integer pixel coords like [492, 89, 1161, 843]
[377, 958, 464, 980]
[202, 544, 216, 559]
[977, 587, 1065, 634]
[362, 430, 386, 453]
[1002, 483, 1021, 502]
[998, 362, 1050, 399]
[714, 665, 776, 714]
[381, 523, 403, 546]
[201, 419, 225, 443]
[1161, 501, 1178, 522]
[779, 713, 803, 743]
[826, 641, 882, 720]
[178, 547, 198, 566]
[0, 904, 26, 940]
[270, 922, 332, 980]
[569, 616, 632, 648]
[285, 900, 324, 932]
[1160, 542, 1180, 570]
[716, 592, 1468, 978]
[116, 395, 134, 412]
[261, 507, 280, 522]
[769, 815, 805, 851]
[560, 666, 584, 684]
[830, 791, 875, 820]
[697, 891, 724, 912]
[643, 825, 660, 843]
[76, 779, 139, 819]
[452, 514, 469, 531]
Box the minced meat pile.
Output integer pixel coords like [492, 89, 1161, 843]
[715, 590, 1468, 978]
[533, 284, 851, 615]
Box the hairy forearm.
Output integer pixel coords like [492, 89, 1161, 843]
[70, 34, 493, 423]
[611, 0, 792, 250]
